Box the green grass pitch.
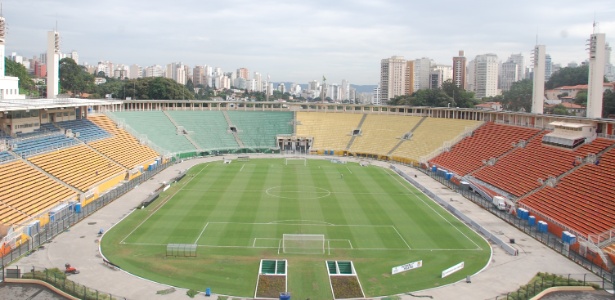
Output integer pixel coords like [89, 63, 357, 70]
[101, 158, 491, 298]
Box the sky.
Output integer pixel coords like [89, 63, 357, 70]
[3, 0, 615, 85]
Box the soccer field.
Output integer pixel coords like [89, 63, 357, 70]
[102, 158, 491, 298]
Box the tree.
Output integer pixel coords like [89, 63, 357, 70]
[59, 57, 95, 95]
[574, 90, 588, 106]
[441, 80, 477, 108]
[186, 78, 195, 93]
[544, 65, 608, 89]
[5, 58, 37, 96]
[551, 104, 570, 116]
[95, 77, 195, 100]
[603, 90, 615, 118]
[502, 79, 532, 112]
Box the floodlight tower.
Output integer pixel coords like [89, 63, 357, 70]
[531, 45, 546, 114]
[46, 29, 60, 98]
[586, 25, 606, 119]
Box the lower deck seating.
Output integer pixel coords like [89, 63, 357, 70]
[11, 134, 80, 157]
[392, 118, 482, 162]
[0, 160, 76, 225]
[475, 136, 614, 197]
[28, 144, 126, 192]
[520, 146, 615, 237]
[349, 115, 423, 155]
[296, 112, 363, 151]
[429, 122, 541, 176]
[227, 111, 293, 148]
[88, 115, 160, 169]
[56, 119, 111, 142]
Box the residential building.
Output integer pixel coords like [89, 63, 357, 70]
[545, 54, 553, 80]
[405, 60, 415, 94]
[452, 50, 467, 89]
[413, 58, 432, 91]
[193, 66, 205, 86]
[380, 56, 406, 103]
[129, 64, 142, 79]
[500, 58, 519, 92]
[430, 65, 452, 89]
[237, 68, 249, 80]
[474, 53, 499, 98]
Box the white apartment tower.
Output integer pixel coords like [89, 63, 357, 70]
[413, 58, 432, 91]
[531, 45, 546, 114]
[380, 56, 406, 103]
[473, 54, 499, 98]
[46, 30, 60, 98]
[587, 32, 607, 119]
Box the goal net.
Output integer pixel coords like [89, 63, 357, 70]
[282, 234, 325, 254]
[285, 157, 307, 166]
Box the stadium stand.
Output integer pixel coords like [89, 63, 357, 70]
[28, 144, 126, 192]
[0, 151, 15, 163]
[348, 115, 423, 156]
[0, 160, 76, 225]
[10, 134, 80, 157]
[56, 119, 111, 142]
[227, 111, 293, 148]
[88, 115, 160, 169]
[166, 111, 239, 150]
[429, 122, 541, 176]
[520, 145, 615, 237]
[392, 118, 482, 163]
[108, 111, 197, 154]
[296, 112, 363, 153]
[474, 136, 614, 197]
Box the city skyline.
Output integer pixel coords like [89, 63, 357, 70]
[3, 0, 615, 85]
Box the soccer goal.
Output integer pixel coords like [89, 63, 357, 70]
[282, 234, 325, 254]
[285, 157, 307, 166]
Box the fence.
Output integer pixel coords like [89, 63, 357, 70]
[1, 265, 125, 300]
[493, 273, 612, 300]
[419, 166, 615, 284]
[0, 159, 175, 267]
[390, 165, 518, 256]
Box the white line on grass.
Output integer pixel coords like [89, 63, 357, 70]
[119, 164, 209, 245]
[392, 225, 412, 250]
[240, 164, 245, 172]
[346, 166, 353, 174]
[193, 222, 210, 244]
[387, 169, 483, 250]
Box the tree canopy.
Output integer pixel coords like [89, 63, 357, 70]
[501, 79, 533, 112]
[94, 77, 195, 100]
[387, 80, 477, 108]
[59, 57, 95, 95]
[5, 58, 37, 96]
[544, 65, 607, 89]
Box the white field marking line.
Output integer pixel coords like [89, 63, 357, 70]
[346, 166, 353, 174]
[193, 222, 210, 244]
[328, 240, 331, 255]
[240, 164, 245, 172]
[180, 188, 411, 197]
[119, 164, 209, 245]
[278, 239, 281, 254]
[205, 221, 393, 228]
[391, 225, 412, 250]
[119, 242, 479, 251]
[386, 168, 483, 250]
[269, 220, 335, 225]
[327, 239, 353, 250]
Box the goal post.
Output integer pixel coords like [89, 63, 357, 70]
[282, 234, 325, 254]
[285, 157, 307, 166]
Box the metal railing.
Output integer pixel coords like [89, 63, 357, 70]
[0, 160, 174, 268]
[494, 273, 611, 300]
[1, 265, 126, 300]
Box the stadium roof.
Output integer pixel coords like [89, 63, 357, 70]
[0, 98, 121, 112]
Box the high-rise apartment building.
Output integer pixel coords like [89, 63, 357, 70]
[452, 50, 467, 89]
[413, 58, 432, 91]
[193, 66, 205, 86]
[509, 53, 525, 81]
[380, 56, 406, 103]
[405, 60, 415, 95]
[499, 60, 518, 92]
[237, 68, 249, 80]
[474, 54, 499, 98]
[129, 64, 142, 79]
[545, 54, 553, 80]
[430, 65, 452, 89]
[144, 65, 163, 78]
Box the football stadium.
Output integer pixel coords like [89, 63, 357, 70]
[1, 99, 615, 299]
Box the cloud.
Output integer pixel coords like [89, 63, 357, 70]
[3, 0, 615, 85]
